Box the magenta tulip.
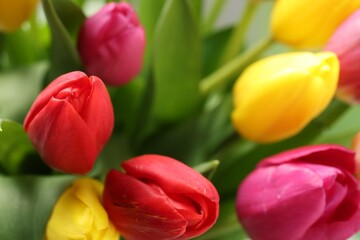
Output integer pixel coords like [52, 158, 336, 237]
[77, 2, 145, 86]
[236, 145, 360, 240]
[103, 154, 220, 240]
[325, 9, 360, 104]
[24, 71, 114, 174]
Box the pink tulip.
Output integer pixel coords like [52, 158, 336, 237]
[24, 71, 114, 174]
[236, 145, 360, 240]
[325, 9, 360, 104]
[77, 2, 145, 86]
[103, 154, 220, 240]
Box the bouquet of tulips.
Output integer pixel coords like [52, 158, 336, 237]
[1, 0, 360, 239]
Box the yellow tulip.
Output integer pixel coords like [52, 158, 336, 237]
[231, 52, 339, 143]
[0, 0, 39, 32]
[46, 178, 120, 240]
[271, 0, 360, 49]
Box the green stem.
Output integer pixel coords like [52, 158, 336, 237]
[42, 0, 79, 64]
[219, 1, 259, 65]
[202, 0, 227, 35]
[200, 35, 274, 96]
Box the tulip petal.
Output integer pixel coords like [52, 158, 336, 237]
[24, 71, 90, 130]
[27, 98, 97, 174]
[231, 52, 338, 143]
[103, 169, 187, 240]
[46, 178, 119, 240]
[121, 154, 219, 237]
[259, 144, 356, 174]
[270, 0, 360, 48]
[79, 75, 114, 150]
[236, 163, 325, 240]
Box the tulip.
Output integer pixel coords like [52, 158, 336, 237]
[46, 178, 120, 240]
[77, 2, 145, 86]
[0, 0, 39, 32]
[103, 154, 219, 240]
[231, 52, 339, 143]
[325, 9, 360, 104]
[236, 144, 360, 240]
[271, 0, 360, 49]
[23, 71, 114, 174]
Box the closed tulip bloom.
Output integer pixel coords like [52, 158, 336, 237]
[326, 9, 360, 104]
[24, 71, 114, 174]
[231, 52, 339, 143]
[236, 145, 360, 240]
[78, 2, 145, 86]
[0, 0, 39, 32]
[271, 0, 360, 49]
[103, 154, 219, 240]
[46, 178, 120, 240]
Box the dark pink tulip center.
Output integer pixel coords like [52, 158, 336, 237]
[54, 86, 90, 113]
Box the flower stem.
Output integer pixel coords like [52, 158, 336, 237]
[200, 35, 274, 96]
[219, 1, 259, 65]
[202, 0, 227, 35]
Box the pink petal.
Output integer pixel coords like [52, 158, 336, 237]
[236, 163, 326, 240]
[258, 144, 355, 174]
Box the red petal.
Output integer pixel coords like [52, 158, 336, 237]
[103, 170, 187, 240]
[27, 98, 97, 174]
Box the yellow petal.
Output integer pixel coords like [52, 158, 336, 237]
[231, 52, 339, 143]
[46, 178, 120, 240]
[0, 0, 39, 32]
[271, 0, 360, 48]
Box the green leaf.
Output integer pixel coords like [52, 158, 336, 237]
[0, 120, 40, 174]
[315, 105, 360, 146]
[186, 0, 202, 24]
[109, 76, 146, 136]
[0, 175, 75, 240]
[0, 62, 47, 121]
[138, 0, 165, 66]
[152, 0, 201, 123]
[42, 0, 83, 82]
[193, 159, 219, 180]
[202, 27, 232, 77]
[51, 0, 86, 38]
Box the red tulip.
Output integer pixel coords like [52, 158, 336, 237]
[103, 154, 219, 240]
[325, 9, 360, 104]
[24, 71, 114, 174]
[236, 145, 360, 240]
[77, 2, 145, 86]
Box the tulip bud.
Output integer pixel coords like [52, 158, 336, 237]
[0, 0, 39, 32]
[325, 9, 360, 104]
[77, 2, 146, 86]
[46, 178, 120, 240]
[236, 145, 360, 240]
[103, 154, 219, 240]
[231, 52, 339, 143]
[271, 0, 360, 49]
[23, 71, 114, 174]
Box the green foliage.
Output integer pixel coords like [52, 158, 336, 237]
[0, 120, 35, 174]
[0, 63, 47, 121]
[42, 0, 84, 82]
[152, 0, 202, 123]
[0, 175, 75, 240]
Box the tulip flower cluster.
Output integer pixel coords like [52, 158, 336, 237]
[1, 0, 360, 240]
